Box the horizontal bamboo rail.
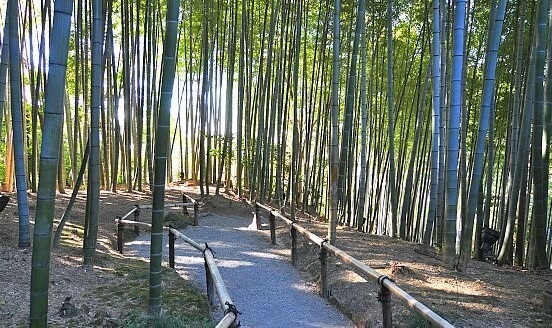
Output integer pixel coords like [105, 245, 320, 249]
[113, 194, 239, 328]
[139, 202, 195, 210]
[114, 195, 200, 252]
[253, 202, 453, 328]
[182, 194, 200, 226]
[168, 227, 240, 327]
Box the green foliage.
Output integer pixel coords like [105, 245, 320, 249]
[404, 312, 431, 328]
[163, 211, 192, 229]
[121, 310, 212, 328]
[92, 258, 212, 327]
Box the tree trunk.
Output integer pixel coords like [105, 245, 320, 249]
[8, 0, 31, 248]
[149, 0, 179, 314]
[30, 0, 74, 324]
[83, 0, 103, 267]
[443, 0, 467, 268]
[424, 0, 441, 245]
[457, 0, 507, 272]
[386, 0, 398, 238]
[527, 0, 550, 270]
[328, 0, 341, 245]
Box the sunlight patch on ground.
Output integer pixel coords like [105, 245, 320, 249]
[126, 240, 150, 246]
[423, 280, 490, 297]
[241, 251, 286, 261]
[292, 282, 315, 293]
[215, 259, 254, 268]
[174, 255, 204, 265]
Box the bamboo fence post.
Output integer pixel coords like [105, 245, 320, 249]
[319, 243, 329, 299]
[291, 224, 297, 266]
[169, 225, 175, 269]
[193, 201, 199, 226]
[133, 204, 140, 235]
[379, 276, 393, 328]
[269, 212, 276, 244]
[254, 200, 261, 230]
[205, 256, 215, 304]
[182, 194, 189, 215]
[116, 216, 124, 254]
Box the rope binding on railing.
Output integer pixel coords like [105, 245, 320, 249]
[376, 275, 393, 305]
[224, 301, 242, 316]
[289, 223, 296, 238]
[203, 242, 216, 256]
[377, 275, 393, 286]
[224, 301, 242, 327]
[319, 238, 329, 259]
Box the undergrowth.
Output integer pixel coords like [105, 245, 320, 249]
[91, 257, 213, 327]
[163, 211, 192, 229]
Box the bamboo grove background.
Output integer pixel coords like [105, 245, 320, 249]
[0, 0, 551, 284]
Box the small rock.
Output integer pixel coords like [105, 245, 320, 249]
[59, 297, 78, 318]
[94, 310, 109, 319]
[103, 318, 119, 327]
[80, 304, 91, 314]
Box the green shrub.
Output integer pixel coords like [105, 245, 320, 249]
[122, 310, 212, 328]
[163, 211, 192, 230]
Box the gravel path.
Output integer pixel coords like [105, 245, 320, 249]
[126, 214, 353, 328]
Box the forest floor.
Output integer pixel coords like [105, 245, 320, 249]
[0, 187, 212, 327]
[0, 184, 551, 327]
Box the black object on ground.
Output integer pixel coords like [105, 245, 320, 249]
[0, 195, 10, 212]
[480, 227, 500, 259]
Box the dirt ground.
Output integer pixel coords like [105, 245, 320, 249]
[0, 185, 551, 327]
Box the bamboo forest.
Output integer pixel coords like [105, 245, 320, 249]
[0, 0, 551, 326]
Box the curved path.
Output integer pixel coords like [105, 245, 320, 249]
[126, 214, 352, 328]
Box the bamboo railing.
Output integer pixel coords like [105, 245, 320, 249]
[253, 201, 454, 328]
[115, 196, 200, 253]
[114, 194, 240, 328]
[168, 227, 240, 328]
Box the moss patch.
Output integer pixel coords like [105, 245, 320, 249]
[91, 257, 212, 327]
[163, 211, 192, 230]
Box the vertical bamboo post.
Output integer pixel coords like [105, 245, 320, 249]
[269, 212, 276, 245]
[193, 201, 199, 226]
[254, 200, 261, 230]
[319, 244, 329, 298]
[133, 204, 140, 235]
[379, 277, 393, 328]
[116, 217, 124, 254]
[169, 226, 175, 269]
[291, 224, 297, 266]
[204, 258, 215, 304]
[182, 194, 189, 215]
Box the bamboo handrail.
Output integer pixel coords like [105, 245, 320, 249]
[253, 201, 454, 328]
[168, 227, 240, 327]
[138, 202, 196, 209]
[114, 193, 200, 250]
[216, 312, 237, 328]
[114, 196, 240, 328]
[120, 206, 139, 220]
[115, 218, 152, 228]
[168, 227, 203, 251]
